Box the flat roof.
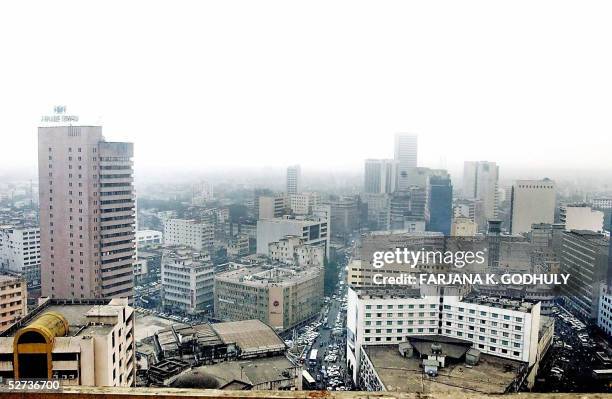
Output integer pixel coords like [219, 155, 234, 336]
[363, 344, 525, 394]
[211, 320, 285, 355]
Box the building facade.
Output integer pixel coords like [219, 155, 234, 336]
[510, 179, 556, 234]
[364, 159, 397, 194]
[286, 165, 301, 195]
[425, 175, 453, 235]
[163, 219, 214, 253]
[0, 275, 27, 333]
[394, 133, 418, 191]
[256, 216, 329, 257]
[38, 125, 135, 300]
[161, 247, 215, 314]
[0, 224, 41, 287]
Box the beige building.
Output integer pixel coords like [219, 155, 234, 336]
[163, 219, 214, 252]
[510, 179, 556, 234]
[0, 275, 27, 332]
[451, 217, 478, 237]
[214, 265, 323, 331]
[258, 195, 287, 220]
[0, 297, 135, 386]
[38, 125, 135, 300]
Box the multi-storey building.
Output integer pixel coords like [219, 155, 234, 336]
[215, 265, 323, 331]
[510, 179, 556, 234]
[394, 133, 418, 190]
[38, 125, 135, 300]
[258, 195, 287, 219]
[0, 297, 135, 386]
[346, 286, 543, 384]
[560, 230, 609, 322]
[328, 196, 359, 237]
[559, 203, 604, 232]
[463, 161, 499, 225]
[451, 217, 478, 236]
[598, 285, 612, 337]
[136, 230, 163, 247]
[161, 247, 214, 314]
[163, 219, 213, 253]
[268, 235, 325, 267]
[256, 216, 329, 257]
[591, 197, 612, 210]
[0, 275, 27, 332]
[364, 159, 397, 194]
[227, 234, 250, 259]
[0, 224, 41, 287]
[289, 192, 320, 215]
[425, 175, 453, 235]
[286, 165, 301, 195]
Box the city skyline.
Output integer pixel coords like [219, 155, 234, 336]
[1, 1, 612, 176]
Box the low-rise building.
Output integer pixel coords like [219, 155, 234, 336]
[0, 297, 135, 386]
[268, 235, 325, 267]
[215, 265, 323, 331]
[257, 216, 329, 257]
[136, 230, 163, 247]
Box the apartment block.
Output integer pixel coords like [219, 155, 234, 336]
[559, 204, 604, 232]
[0, 297, 135, 386]
[0, 275, 27, 332]
[510, 179, 556, 234]
[289, 192, 320, 215]
[163, 219, 213, 253]
[0, 224, 41, 287]
[161, 247, 214, 314]
[258, 195, 287, 219]
[38, 125, 135, 300]
[136, 230, 163, 247]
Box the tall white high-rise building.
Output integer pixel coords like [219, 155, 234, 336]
[394, 133, 418, 190]
[286, 165, 301, 195]
[510, 179, 556, 234]
[364, 159, 397, 194]
[463, 161, 499, 225]
[38, 124, 135, 300]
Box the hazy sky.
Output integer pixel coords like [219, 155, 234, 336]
[1, 1, 611, 179]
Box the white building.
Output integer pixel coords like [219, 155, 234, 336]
[161, 247, 214, 314]
[451, 217, 478, 237]
[268, 235, 325, 267]
[287, 165, 301, 195]
[591, 198, 612, 210]
[163, 219, 214, 252]
[598, 285, 612, 337]
[227, 234, 250, 258]
[463, 161, 499, 226]
[289, 192, 320, 215]
[364, 159, 397, 194]
[560, 204, 604, 232]
[256, 216, 330, 257]
[510, 179, 556, 234]
[346, 286, 541, 383]
[0, 224, 41, 287]
[136, 230, 163, 247]
[394, 133, 418, 190]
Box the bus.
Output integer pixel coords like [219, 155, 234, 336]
[309, 349, 318, 366]
[302, 370, 316, 389]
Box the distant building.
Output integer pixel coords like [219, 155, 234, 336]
[364, 159, 397, 194]
[0, 297, 135, 386]
[510, 179, 556, 234]
[38, 125, 135, 300]
[463, 161, 499, 228]
[591, 197, 612, 210]
[161, 247, 214, 314]
[597, 285, 612, 338]
[268, 236, 325, 267]
[0, 275, 27, 332]
[286, 165, 301, 195]
[257, 195, 287, 219]
[215, 265, 323, 331]
[0, 224, 41, 287]
[425, 175, 453, 235]
[451, 217, 478, 236]
[227, 234, 250, 259]
[361, 193, 390, 230]
[559, 204, 604, 232]
[560, 230, 609, 322]
[136, 230, 163, 247]
[163, 219, 213, 252]
[256, 216, 329, 257]
[289, 192, 320, 215]
[394, 133, 418, 190]
[328, 196, 359, 237]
